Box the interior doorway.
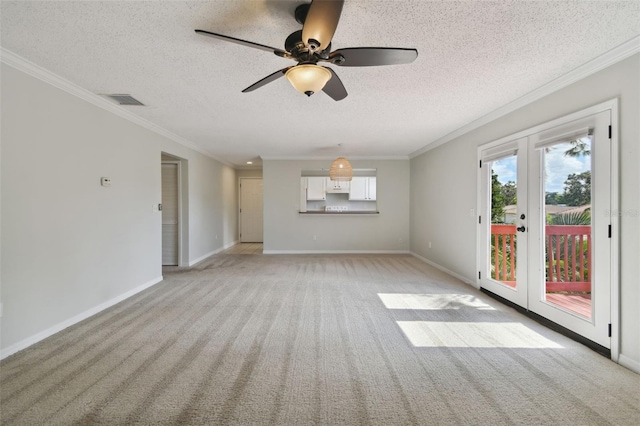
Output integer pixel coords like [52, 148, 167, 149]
[161, 162, 179, 266]
[477, 101, 618, 353]
[239, 178, 263, 243]
[161, 153, 188, 266]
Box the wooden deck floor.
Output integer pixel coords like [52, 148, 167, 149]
[545, 293, 592, 318]
[498, 280, 592, 318]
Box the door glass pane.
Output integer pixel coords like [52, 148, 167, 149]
[542, 136, 592, 318]
[490, 156, 518, 288]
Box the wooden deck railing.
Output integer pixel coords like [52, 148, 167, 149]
[490, 224, 591, 293]
[491, 225, 517, 287]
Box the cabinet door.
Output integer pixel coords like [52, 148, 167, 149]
[327, 178, 350, 193]
[349, 177, 367, 200]
[367, 177, 377, 200]
[306, 177, 326, 200]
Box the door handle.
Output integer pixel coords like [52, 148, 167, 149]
[517, 226, 526, 232]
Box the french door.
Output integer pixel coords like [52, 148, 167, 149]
[478, 107, 614, 349]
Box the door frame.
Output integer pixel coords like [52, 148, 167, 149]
[476, 99, 619, 360]
[161, 160, 183, 266]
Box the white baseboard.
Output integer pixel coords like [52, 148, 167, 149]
[189, 250, 217, 266]
[618, 354, 640, 374]
[262, 250, 411, 255]
[410, 252, 476, 287]
[1, 276, 163, 360]
[188, 240, 238, 266]
[225, 240, 239, 249]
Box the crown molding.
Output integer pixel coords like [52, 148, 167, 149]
[409, 35, 640, 158]
[259, 155, 409, 161]
[0, 48, 234, 167]
[235, 166, 263, 170]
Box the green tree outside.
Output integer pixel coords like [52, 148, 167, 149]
[562, 171, 591, 206]
[501, 181, 517, 206]
[491, 172, 505, 223]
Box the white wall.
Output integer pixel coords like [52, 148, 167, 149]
[263, 159, 410, 252]
[220, 165, 238, 248]
[0, 63, 237, 355]
[236, 169, 263, 179]
[410, 54, 640, 370]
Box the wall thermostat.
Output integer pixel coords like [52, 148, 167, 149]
[101, 177, 112, 187]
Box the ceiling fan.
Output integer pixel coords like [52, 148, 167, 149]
[195, 0, 418, 101]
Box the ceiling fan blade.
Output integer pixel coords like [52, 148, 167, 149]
[322, 68, 347, 101]
[330, 47, 418, 67]
[302, 0, 344, 53]
[242, 67, 292, 93]
[195, 30, 289, 58]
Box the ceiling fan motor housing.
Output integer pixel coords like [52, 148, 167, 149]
[285, 30, 332, 62]
[308, 39, 321, 51]
[285, 30, 306, 56]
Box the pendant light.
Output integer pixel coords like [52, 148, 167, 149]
[329, 157, 353, 181]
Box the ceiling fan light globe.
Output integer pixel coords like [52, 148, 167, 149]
[285, 65, 332, 96]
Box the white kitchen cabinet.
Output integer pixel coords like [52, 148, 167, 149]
[349, 177, 376, 200]
[325, 178, 350, 193]
[305, 177, 326, 200]
[367, 177, 377, 200]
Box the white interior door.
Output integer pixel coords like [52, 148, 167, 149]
[478, 107, 614, 349]
[161, 163, 179, 266]
[240, 178, 263, 243]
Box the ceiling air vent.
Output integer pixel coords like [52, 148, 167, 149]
[102, 94, 145, 106]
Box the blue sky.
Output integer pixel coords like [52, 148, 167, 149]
[492, 139, 591, 194]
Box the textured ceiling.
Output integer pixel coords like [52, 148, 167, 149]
[2, 1, 639, 168]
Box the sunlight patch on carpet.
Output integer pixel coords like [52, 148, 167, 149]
[397, 321, 564, 348]
[378, 293, 496, 310]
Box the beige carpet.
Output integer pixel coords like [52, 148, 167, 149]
[1, 253, 639, 425]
